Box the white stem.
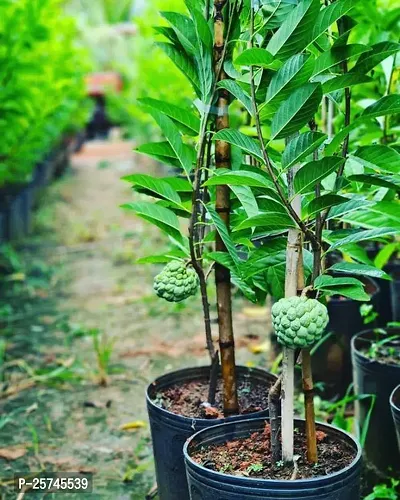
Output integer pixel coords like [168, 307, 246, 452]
[281, 160, 302, 463]
[281, 347, 295, 462]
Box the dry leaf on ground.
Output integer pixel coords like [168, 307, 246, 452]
[0, 446, 27, 460]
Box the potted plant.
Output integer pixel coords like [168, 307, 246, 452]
[123, 2, 277, 499]
[180, 0, 400, 498]
[352, 327, 400, 477]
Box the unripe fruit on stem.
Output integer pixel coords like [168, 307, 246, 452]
[271, 296, 328, 349]
[153, 260, 199, 302]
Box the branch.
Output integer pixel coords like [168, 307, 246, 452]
[248, 22, 320, 252]
[319, 16, 351, 228]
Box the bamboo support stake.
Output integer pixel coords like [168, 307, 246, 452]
[213, 0, 238, 415]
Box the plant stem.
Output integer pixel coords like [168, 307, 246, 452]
[319, 17, 351, 229]
[302, 349, 318, 463]
[268, 375, 282, 463]
[213, 0, 238, 416]
[248, 28, 319, 253]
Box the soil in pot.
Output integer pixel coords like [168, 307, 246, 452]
[154, 376, 269, 419]
[191, 421, 356, 480]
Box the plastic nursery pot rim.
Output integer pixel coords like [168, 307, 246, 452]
[390, 384, 400, 412]
[146, 365, 277, 426]
[351, 327, 400, 370]
[183, 417, 362, 486]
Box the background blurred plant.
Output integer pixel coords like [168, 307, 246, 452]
[0, 0, 91, 188]
[65, 0, 192, 141]
[106, 0, 193, 141]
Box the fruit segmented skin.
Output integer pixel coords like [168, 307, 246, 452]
[153, 261, 199, 302]
[271, 296, 328, 348]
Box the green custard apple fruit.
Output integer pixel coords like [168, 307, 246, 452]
[271, 296, 328, 348]
[153, 261, 199, 302]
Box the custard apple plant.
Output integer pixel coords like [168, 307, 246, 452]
[122, 0, 400, 461]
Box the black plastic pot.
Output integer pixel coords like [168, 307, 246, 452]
[390, 384, 400, 454]
[6, 186, 33, 241]
[184, 417, 362, 500]
[388, 262, 400, 322]
[312, 277, 380, 398]
[352, 328, 400, 476]
[147, 365, 277, 500]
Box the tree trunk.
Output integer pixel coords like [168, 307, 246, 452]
[213, 0, 238, 416]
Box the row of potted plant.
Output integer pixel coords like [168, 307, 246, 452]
[123, 0, 399, 498]
[0, 0, 91, 242]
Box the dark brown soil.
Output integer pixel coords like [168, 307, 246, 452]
[360, 336, 400, 367]
[152, 376, 272, 419]
[190, 422, 356, 480]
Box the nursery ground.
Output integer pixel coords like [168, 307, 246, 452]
[0, 139, 276, 499]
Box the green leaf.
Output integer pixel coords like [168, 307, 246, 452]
[327, 197, 371, 220]
[160, 12, 197, 55]
[339, 244, 373, 266]
[230, 185, 259, 218]
[206, 251, 237, 271]
[361, 95, 400, 120]
[122, 173, 186, 208]
[146, 108, 194, 175]
[309, 0, 355, 47]
[271, 83, 322, 139]
[327, 228, 399, 252]
[266, 0, 320, 60]
[268, 264, 286, 299]
[122, 202, 183, 241]
[185, 0, 213, 50]
[162, 177, 193, 192]
[281, 131, 327, 169]
[205, 204, 241, 266]
[305, 195, 349, 218]
[157, 42, 201, 96]
[235, 213, 296, 232]
[204, 169, 273, 189]
[351, 41, 400, 75]
[218, 80, 253, 115]
[369, 201, 400, 224]
[328, 262, 391, 281]
[235, 48, 274, 67]
[352, 145, 400, 174]
[314, 275, 370, 301]
[138, 98, 200, 135]
[322, 73, 373, 94]
[260, 54, 315, 120]
[134, 141, 196, 169]
[347, 174, 400, 191]
[325, 96, 400, 156]
[374, 242, 398, 270]
[313, 44, 370, 76]
[294, 157, 344, 195]
[137, 250, 187, 264]
[213, 129, 264, 162]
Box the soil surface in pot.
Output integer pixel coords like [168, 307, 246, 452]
[190, 422, 356, 480]
[359, 334, 400, 366]
[152, 375, 272, 419]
